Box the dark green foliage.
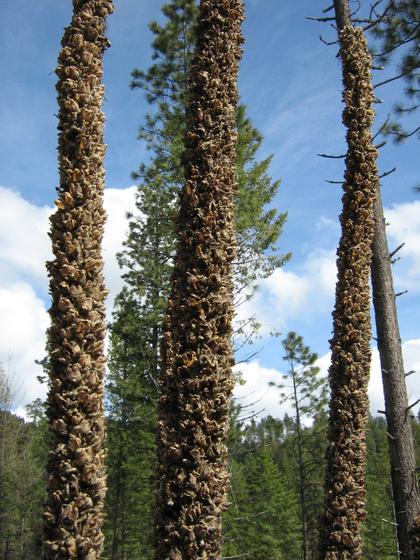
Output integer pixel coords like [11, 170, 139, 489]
[129, 0, 288, 294]
[0, 369, 48, 560]
[222, 413, 302, 560]
[103, 296, 158, 559]
[0, 380, 411, 559]
[232, 449, 301, 560]
[364, 417, 398, 559]
[271, 332, 328, 559]
[370, 0, 420, 141]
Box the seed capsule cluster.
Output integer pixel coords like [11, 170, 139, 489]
[43, 1, 113, 558]
[319, 27, 378, 560]
[154, 1, 244, 559]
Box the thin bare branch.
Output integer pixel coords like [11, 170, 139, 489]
[318, 152, 346, 159]
[406, 398, 420, 412]
[369, 0, 385, 20]
[389, 243, 405, 259]
[395, 290, 408, 297]
[373, 114, 391, 140]
[388, 125, 420, 140]
[306, 15, 336, 22]
[379, 166, 396, 179]
[319, 34, 339, 46]
[374, 70, 416, 89]
[375, 140, 387, 149]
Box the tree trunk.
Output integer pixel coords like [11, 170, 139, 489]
[319, 5, 378, 558]
[292, 369, 309, 560]
[43, 1, 113, 558]
[371, 189, 420, 559]
[153, 1, 244, 559]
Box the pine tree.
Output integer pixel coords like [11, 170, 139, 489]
[271, 332, 328, 560]
[103, 297, 157, 559]
[239, 449, 301, 560]
[223, 413, 302, 559]
[0, 369, 48, 559]
[128, 0, 288, 302]
[369, 0, 420, 142]
[43, 1, 113, 558]
[319, 2, 379, 557]
[154, 1, 244, 557]
[364, 416, 398, 559]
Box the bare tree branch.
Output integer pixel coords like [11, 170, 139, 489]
[379, 166, 396, 179]
[389, 243, 405, 259]
[318, 152, 346, 159]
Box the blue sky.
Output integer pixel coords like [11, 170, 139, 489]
[0, 0, 419, 418]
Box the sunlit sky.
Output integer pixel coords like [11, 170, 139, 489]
[0, 0, 419, 419]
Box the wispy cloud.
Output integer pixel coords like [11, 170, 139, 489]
[235, 339, 420, 420]
[0, 185, 137, 408]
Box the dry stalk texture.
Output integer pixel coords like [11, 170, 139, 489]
[43, 1, 113, 558]
[319, 27, 378, 560]
[154, 1, 244, 559]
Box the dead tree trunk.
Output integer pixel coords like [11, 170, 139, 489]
[43, 1, 113, 558]
[371, 188, 420, 559]
[153, 1, 244, 559]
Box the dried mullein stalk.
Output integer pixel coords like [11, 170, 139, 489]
[154, 1, 244, 559]
[318, 26, 378, 560]
[43, 1, 113, 558]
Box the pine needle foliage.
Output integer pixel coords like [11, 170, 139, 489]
[370, 0, 420, 142]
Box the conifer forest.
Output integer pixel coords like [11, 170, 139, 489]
[1, 0, 420, 559]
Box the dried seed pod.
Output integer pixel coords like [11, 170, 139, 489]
[43, 1, 113, 559]
[319, 26, 378, 560]
[154, 1, 243, 559]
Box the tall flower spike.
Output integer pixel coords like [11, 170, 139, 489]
[43, 1, 113, 558]
[154, 1, 244, 559]
[319, 26, 378, 560]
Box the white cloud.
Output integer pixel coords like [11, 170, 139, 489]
[314, 338, 420, 418]
[0, 282, 50, 407]
[233, 360, 291, 419]
[103, 186, 138, 312]
[236, 338, 420, 422]
[237, 248, 337, 336]
[236, 199, 420, 341]
[0, 186, 52, 284]
[0, 184, 138, 305]
[1, 186, 419, 422]
[303, 248, 337, 298]
[0, 185, 138, 409]
[385, 200, 420, 292]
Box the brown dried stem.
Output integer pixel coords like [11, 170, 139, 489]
[319, 26, 378, 560]
[153, 1, 244, 559]
[43, 1, 113, 558]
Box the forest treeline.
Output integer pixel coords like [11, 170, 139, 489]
[2, 363, 420, 559]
